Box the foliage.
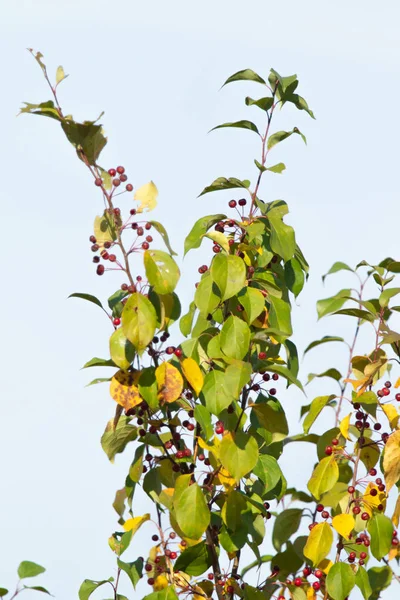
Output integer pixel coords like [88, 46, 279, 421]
[15, 50, 400, 600]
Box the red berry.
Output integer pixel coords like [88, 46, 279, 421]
[325, 446, 333, 456]
[109, 254, 117, 262]
[348, 486, 355, 494]
[93, 256, 100, 263]
[146, 235, 153, 243]
[130, 208, 137, 215]
[113, 317, 121, 326]
[152, 534, 159, 541]
[215, 424, 224, 435]
[349, 552, 356, 559]
[377, 389, 384, 397]
[108, 168, 116, 176]
[187, 423, 194, 431]
[382, 387, 390, 396]
[360, 552, 367, 559]
[94, 178, 102, 186]
[369, 468, 377, 476]
[332, 438, 339, 446]
[113, 178, 121, 187]
[169, 552, 177, 560]
[238, 198, 247, 206]
[229, 200, 237, 208]
[208, 573, 214, 580]
[385, 381, 391, 388]
[393, 538, 399, 546]
[272, 373, 279, 381]
[89, 235, 97, 243]
[198, 454, 205, 461]
[313, 582, 321, 591]
[120, 173, 128, 182]
[145, 564, 152, 572]
[213, 245, 221, 253]
[96, 264, 105, 275]
[321, 511, 330, 519]
[142, 242, 150, 250]
[314, 570, 323, 579]
[396, 394, 400, 401]
[374, 423, 382, 430]
[137, 227, 144, 236]
[174, 348, 183, 358]
[269, 388, 277, 396]
[353, 506, 361, 515]
[126, 183, 133, 192]
[226, 586, 234, 594]
[316, 504, 324, 512]
[116, 166, 125, 174]
[294, 578, 302, 587]
[258, 351, 267, 360]
[147, 578, 155, 585]
[176, 451, 184, 459]
[262, 373, 270, 382]
[361, 512, 370, 521]
[166, 346, 175, 355]
[303, 567, 312, 577]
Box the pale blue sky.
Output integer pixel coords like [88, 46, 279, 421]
[2, 1, 400, 598]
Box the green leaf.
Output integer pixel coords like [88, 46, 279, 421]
[220, 315, 251, 360]
[245, 96, 274, 111]
[108, 289, 129, 314]
[174, 541, 213, 576]
[253, 455, 283, 493]
[101, 416, 137, 462]
[0, 590, 8, 597]
[117, 558, 143, 589]
[367, 567, 392, 600]
[194, 405, 213, 441]
[138, 368, 159, 411]
[199, 177, 250, 197]
[56, 65, 67, 84]
[222, 69, 266, 86]
[194, 272, 221, 316]
[367, 513, 393, 560]
[379, 287, 400, 307]
[219, 430, 259, 483]
[267, 127, 306, 150]
[326, 563, 356, 600]
[284, 257, 305, 297]
[285, 93, 315, 119]
[144, 250, 180, 294]
[18, 562, 45, 579]
[307, 456, 339, 500]
[251, 397, 289, 442]
[61, 118, 107, 165]
[355, 566, 372, 600]
[225, 361, 252, 397]
[200, 370, 235, 416]
[211, 253, 246, 301]
[304, 336, 345, 355]
[211, 120, 259, 135]
[333, 308, 375, 322]
[122, 293, 157, 352]
[272, 508, 303, 551]
[222, 491, 248, 531]
[149, 221, 177, 256]
[78, 579, 112, 600]
[143, 588, 179, 600]
[303, 395, 336, 434]
[94, 213, 117, 244]
[174, 483, 210, 539]
[317, 289, 352, 319]
[68, 292, 104, 310]
[179, 301, 196, 337]
[22, 587, 51, 596]
[184, 214, 227, 255]
[238, 287, 265, 324]
[268, 296, 292, 340]
[82, 357, 116, 368]
[86, 377, 111, 386]
[109, 329, 135, 370]
[322, 262, 354, 283]
[267, 208, 296, 262]
[19, 100, 62, 121]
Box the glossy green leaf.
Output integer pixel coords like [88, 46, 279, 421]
[194, 272, 221, 316]
[78, 579, 112, 600]
[68, 292, 104, 310]
[18, 562, 45, 579]
[355, 566, 372, 600]
[225, 361, 252, 397]
[149, 221, 177, 255]
[144, 250, 180, 294]
[367, 567, 392, 600]
[245, 96, 274, 111]
[143, 588, 179, 600]
[223, 69, 266, 86]
[267, 127, 306, 150]
[82, 357, 116, 368]
[322, 261, 354, 283]
[307, 456, 339, 500]
[117, 558, 143, 589]
[122, 293, 157, 352]
[179, 301, 196, 337]
[268, 208, 296, 262]
[220, 315, 251, 360]
[307, 369, 341, 384]
[101, 416, 137, 462]
[61, 119, 107, 165]
[222, 491, 248, 531]
[199, 177, 250, 197]
[303, 395, 336, 434]
[138, 367, 159, 411]
[109, 328, 135, 370]
[194, 405, 213, 441]
[333, 308, 375, 322]
[174, 483, 210, 539]
[251, 397, 289, 441]
[211, 120, 259, 135]
[19, 100, 62, 121]
[326, 563, 356, 600]
[368, 513, 393, 560]
[317, 289, 352, 319]
[379, 287, 400, 307]
[268, 296, 292, 339]
[219, 430, 259, 483]
[272, 508, 302, 551]
[252, 455, 284, 493]
[200, 370, 235, 416]
[237, 287, 265, 324]
[304, 336, 345, 355]
[210, 253, 246, 301]
[184, 214, 227, 255]
[173, 541, 213, 576]
[285, 257, 305, 297]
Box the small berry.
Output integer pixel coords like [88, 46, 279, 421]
[353, 506, 361, 515]
[229, 200, 237, 208]
[396, 394, 400, 401]
[294, 578, 302, 587]
[385, 381, 391, 388]
[382, 387, 390, 396]
[269, 388, 277, 396]
[94, 178, 102, 186]
[360, 552, 367, 559]
[369, 468, 377, 476]
[325, 446, 333, 456]
[187, 423, 195, 431]
[152, 534, 159, 541]
[137, 227, 144, 236]
[208, 573, 214, 580]
[145, 564, 152, 572]
[238, 198, 247, 206]
[349, 552, 356, 560]
[314, 570, 323, 579]
[226, 586, 234, 594]
[313, 582, 321, 591]
[96, 264, 105, 275]
[108, 168, 116, 176]
[174, 348, 183, 358]
[169, 552, 177, 560]
[215, 423, 224, 435]
[146, 235, 153, 243]
[198, 454, 205, 461]
[89, 235, 96, 243]
[316, 504, 324, 512]
[393, 538, 399, 546]
[120, 173, 128, 182]
[213, 245, 221, 253]
[272, 373, 279, 381]
[113, 178, 121, 187]
[126, 183, 133, 192]
[348, 486, 355, 494]
[166, 346, 175, 355]
[147, 578, 155, 586]
[361, 512, 370, 521]
[116, 166, 125, 174]
[374, 423, 382, 430]
[91, 244, 99, 252]
[93, 256, 100, 263]
[332, 438, 339, 446]
[321, 511, 330, 519]
[109, 254, 117, 262]
[113, 317, 121, 326]
[142, 242, 150, 250]
[262, 373, 270, 382]
[130, 208, 137, 215]
[258, 351, 267, 360]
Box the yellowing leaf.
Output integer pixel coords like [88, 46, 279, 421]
[362, 482, 387, 517]
[153, 575, 169, 591]
[382, 403, 399, 429]
[110, 370, 142, 410]
[307, 587, 316, 600]
[204, 231, 230, 254]
[307, 456, 339, 500]
[332, 514, 355, 540]
[123, 513, 150, 536]
[156, 362, 184, 403]
[181, 357, 204, 395]
[134, 181, 158, 213]
[383, 429, 400, 492]
[216, 466, 236, 491]
[317, 558, 333, 574]
[339, 413, 351, 440]
[388, 547, 399, 561]
[303, 522, 333, 566]
[343, 376, 371, 396]
[395, 377, 400, 389]
[392, 494, 400, 527]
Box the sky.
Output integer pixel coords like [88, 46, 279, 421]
[1, 0, 400, 598]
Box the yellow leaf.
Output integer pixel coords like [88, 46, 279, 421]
[343, 376, 370, 396]
[303, 522, 333, 566]
[156, 361, 184, 403]
[395, 377, 400, 389]
[332, 514, 355, 540]
[392, 494, 400, 527]
[388, 547, 399, 562]
[317, 558, 333, 574]
[56, 65, 66, 84]
[339, 413, 352, 440]
[110, 370, 142, 410]
[94, 213, 118, 244]
[307, 587, 316, 600]
[123, 513, 150, 536]
[382, 403, 399, 429]
[362, 482, 387, 516]
[216, 467, 236, 491]
[134, 181, 158, 213]
[181, 358, 204, 395]
[253, 308, 269, 329]
[153, 575, 169, 591]
[383, 429, 400, 492]
[204, 231, 230, 254]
